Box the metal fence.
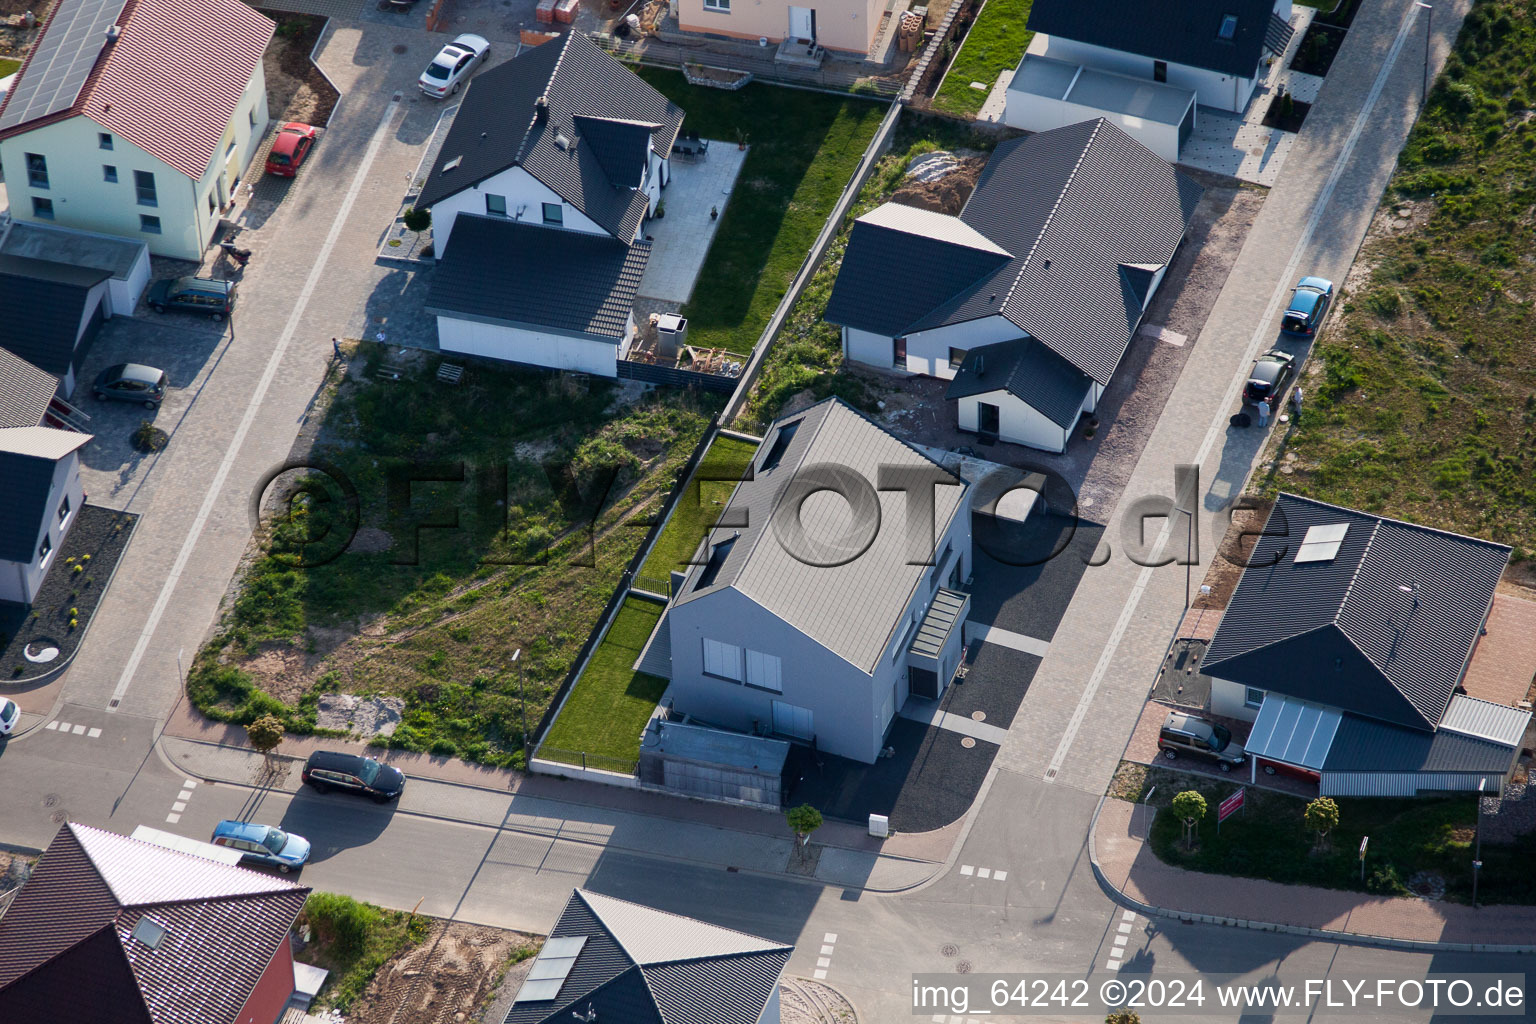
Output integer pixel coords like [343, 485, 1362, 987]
[616, 360, 738, 393]
[537, 746, 641, 776]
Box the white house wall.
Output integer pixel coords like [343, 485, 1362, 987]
[431, 166, 610, 251]
[844, 318, 1026, 378]
[1210, 676, 1261, 721]
[1037, 35, 1258, 113]
[842, 326, 897, 371]
[435, 316, 619, 376]
[1082, 381, 1103, 416]
[1004, 88, 1185, 163]
[956, 389, 1073, 453]
[0, 451, 84, 605]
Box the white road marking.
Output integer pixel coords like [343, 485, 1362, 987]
[814, 969, 828, 980]
[178, 790, 194, 801]
[1118, 922, 1133, 934]
[71, 724, 86, 735]
[993, 870, 1007, 881]
[165, 812, 181, 824]
[823, 932, 837, 943]
[967, 624, 1051, 657]
[171, 801, 187, 813]
[1043, 6, 1429, 782]
[45, 721, 58, 731]
[1114, 934, 1129, 946]
[820, 944, 834, 955]
[1122, 910, 1136, 922]
[106, 96, 406, 712]
[978, 867, 991, 879]
[960, 864, 974, 876]
[87, 727, 102, 738]
[184, 779, 197, 788]
[817, 957, 831, 968]
[1105, 960, 1122, 971]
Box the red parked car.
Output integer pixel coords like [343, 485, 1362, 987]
[265, 123, 319, 177]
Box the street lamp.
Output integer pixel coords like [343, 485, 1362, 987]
[511, 648, 525, 756]
[1473, 777, 1486, 908]
[1415, 3, 1433, 108]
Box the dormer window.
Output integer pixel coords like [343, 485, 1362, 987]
[760, 420, 800, 472]
[696, 536, 736, 590]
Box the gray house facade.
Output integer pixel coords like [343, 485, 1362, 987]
[665, 398, 972, 764]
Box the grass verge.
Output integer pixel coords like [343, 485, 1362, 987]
[635, 69, 888, 355]
[539, 596, 669, 768]
[931, 0, 1033, 119]
[1118, 765, 1534, 905]
[0, 58, 20, 79]
[738, 112, 1003, 431]
[1271, 0, 1536, 558]
[633, 434, 759, 593]
[189, 345, 716, 767]
[297, 892, 431, 1010]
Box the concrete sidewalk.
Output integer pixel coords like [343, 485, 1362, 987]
[161, 701, 951, 893]
[1090, 797, 1536, 952]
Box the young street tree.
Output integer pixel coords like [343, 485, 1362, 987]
[246, 714, 285, 767]
[786, 804, 823, 858]
[1305, 796, 1341, 851]
[1170, 790, 1207, 851]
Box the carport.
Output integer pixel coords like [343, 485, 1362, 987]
[1243, 693, 1338, 784]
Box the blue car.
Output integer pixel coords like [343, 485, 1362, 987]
[1281, 276, 1334, 337]
[210, 820, 311, 873]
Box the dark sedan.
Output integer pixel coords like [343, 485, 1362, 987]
[1243, 348, 1295, 407]
[94, 363, 167, 408]
[1281, 276, 1334, 336]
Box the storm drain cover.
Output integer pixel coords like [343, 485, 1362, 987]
[961, 737, 976, 748]
[940, 944, 959, 958]
[956, 961, 973, 974]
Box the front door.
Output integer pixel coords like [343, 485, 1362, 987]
[978, 402, 1000, 437]
[788, 5, 815, 42]
[909, 665, 939, 699]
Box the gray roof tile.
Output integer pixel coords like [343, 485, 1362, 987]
[0, 253, 109, 377]
[425, 214, 649, 339]
[1205, 494, 1511, 731]
[0, 348, 59, 428]
[1027, 0, 1280, 78]
[1322, 713, 1522, 773]
[944, 337, 1092, 427]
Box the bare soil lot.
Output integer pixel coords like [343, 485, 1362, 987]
[260, 11, 340, 126]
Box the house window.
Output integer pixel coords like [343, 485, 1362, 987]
[892, 336, 907, 368]
[1245, 687, 1265, 709]
[25, 153, 47, 189]
[702, 638, 744, 682]
[746, 650, 782, 693]
[486, 194, 508, 216]
[140, 214, 161, 234]
[103, 165, 118, 183]
[32, 197, 54, 219]
[948, 347, 967, 370]
[1153, 60, 1168, 82]
[248, 107, 257, 128]
[99, 132, 114, 150]
[38, 534, 52, 566]
[208, 192, 216, 216]
[58, 495, 71, 525]
[542, 202, 563, 226]
[1218, 15, 1237, 39]
[704, 0, 729, 10]
[134, 170, 157, 207]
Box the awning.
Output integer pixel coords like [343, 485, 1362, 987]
[909, 588, 968, 660]
[1265, 13, 1295, 55]
[1245, 693, 1341, 770]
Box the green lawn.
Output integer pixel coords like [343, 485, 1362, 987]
[636, 68, 888, 354]
[1270, 0, 1536, 559]
[0, 58, 20, 79]
[931, 0, 1034, 118]
[540, 597, 669, 769]
[1122, 765, 1535, 905]
[634, 435, 759, 593]
[188, 344, 715, 767]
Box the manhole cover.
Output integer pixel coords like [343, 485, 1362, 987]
[956, 961, 973, 974]
[43, 794, 59, 808]
[1081, 496, 1094, 508]
[24, 640, 60, 663]
[50, 810, 67, 824]
[970, 710, 986, 722]
[393, 43, 408, 53]
[940, 943, 959, 958]
[960, 736, 976, 748]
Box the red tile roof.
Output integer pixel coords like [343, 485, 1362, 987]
[0, 0, 274, 179]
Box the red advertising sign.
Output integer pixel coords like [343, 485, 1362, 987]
[1218, 788, 1245, 823]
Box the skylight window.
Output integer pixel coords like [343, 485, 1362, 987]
[1218, 14, 1238, 38]
[695, 536, 736, 590]
[131, 918, 167, 949]
[1294, 523, 1349, 563]
[513, 935, 588, 1003]
[760, 420, 800, 472]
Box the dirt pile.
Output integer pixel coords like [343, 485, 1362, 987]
[346, 922, 535, 1024]
[890, 152, 986, 215]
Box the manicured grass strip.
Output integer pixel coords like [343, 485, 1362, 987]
[540, 597, 668, 767]
[931, 0, 1034, 118]
[636, 69, 888, 354]
[636, 435, 759, 590]
[0, 58, 20, 79]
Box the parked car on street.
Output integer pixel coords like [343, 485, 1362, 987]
[301, 750, 406, 802]
[1280, 276, 1334, 336]
[93, 363, 167, 408]
[0, 698, 18, 736]
[210, 820, 311, 872]
[419, 34, 490, 98]
[265, 122, 319, 177]
[1243, 348, 1295, 407]
[147, 276, 236, 319]
[1158, 711, 1247, 772]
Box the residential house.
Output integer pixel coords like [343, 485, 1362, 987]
[0, 0, 274, 260]
[0, 349, 90, 605]
[0, 220, 152, 317]
[1023, 0, 1295, 114]
[1003, 55, 1198, 163]
[824, 119, 1202, 453]
[0, 821, 310, 1023]
[663, 397, 972, 764]
[505, 888, 792, 1024]
[417, 33, 684, 375]
[676, 0, 883, 56]
[0, 253, 113, 396]
[1203, 493, 1532, 796]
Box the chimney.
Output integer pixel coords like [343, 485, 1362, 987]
[534, 95, 549, 121]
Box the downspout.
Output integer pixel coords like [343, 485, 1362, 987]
[191, 173, 206, 257]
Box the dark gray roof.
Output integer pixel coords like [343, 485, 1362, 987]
[0, 440, 62, 562]
[505, 890, 790, 1024]
[0, 253, 109, 377]
[1265, 13, 1297, 55]
[824, 202, 1013, 338]
[1205, 494, 1511, 732]
[944, 338, 1092, 428]
[424, 215, 649, 340]
[1027, 0, 1279, 78]
[672, 398, 968, 673]
[829, 120, 1201, 386]
[417, 33, 684, 242]
[0, 348, 59, 428]
[1323, 713, 1521, 774]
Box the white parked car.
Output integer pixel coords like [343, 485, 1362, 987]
[419, 34, 490, 98]
[0, 698, 19, 736]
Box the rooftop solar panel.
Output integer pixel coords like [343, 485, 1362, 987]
[0, 0, 130, 131]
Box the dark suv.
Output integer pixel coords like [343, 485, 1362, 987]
[1157, 711, 1247, 772]
[147, 276, 236, 320]
[301, 750, 405, 803]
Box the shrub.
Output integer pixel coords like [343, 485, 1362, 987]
[429, 738, 458, 757]
[402, 206, 431, 232]
[302, 892, 377, 958]
[1367, 864, 1406, 894]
